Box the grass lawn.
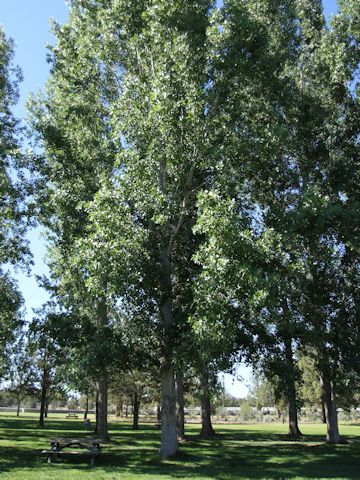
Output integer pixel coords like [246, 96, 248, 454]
[0, 413, 359, 479]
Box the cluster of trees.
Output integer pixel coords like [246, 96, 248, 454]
[1, 0, 359, 458]
[249, 354, 360, 423]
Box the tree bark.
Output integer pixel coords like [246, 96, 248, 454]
[159, 248, 178, 459]
[39, 367, 49, 427]
[288, 396, 302, 437]
[95, 387, 99, 434]
[176, 373, 185, 441]
[45, 398, 49, 418]
[96, 377, 109, 440]
[284, 336, 302, 437]
[16, 398, 21, 417]
[199, 371, 215, 438]
[132, 393, 140, 430]
[321, 391, 326, 423]
[321, 371, 341, 443]
[94, 299, 110, 440]
[84, 393, 89, 420]
[160, 360, 177, 458]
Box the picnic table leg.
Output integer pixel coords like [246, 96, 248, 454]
[50, 452, 58, 463]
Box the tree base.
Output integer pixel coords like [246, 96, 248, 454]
[199, 429, 216, 439]
[286, 433, 303, 440]
[159, 447, 179, 460]
[326, 437, 347, 445]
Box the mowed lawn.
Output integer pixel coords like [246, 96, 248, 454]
[0, 413, 359, 479]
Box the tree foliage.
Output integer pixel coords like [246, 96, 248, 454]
[0, 27, 28, 377]
[18, 0, 360, 451]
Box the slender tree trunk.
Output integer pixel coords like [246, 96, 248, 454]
[176, 373, 185, 441]
[84, 393, 89, 420]
[321, 392, 326, 423]
[199, 371, 215, 439]
[95, 387, 99, 434]
[116, 399, 122, 417]
[96, 377, 109, 440]
[125, 404, 128, 418]
[16, 397, 21, 417]
[321, 371, 341, 443]
[94, 299, 110, 440]
[45, 399, 49, 418]
[39, 367, 49, 427]
[132, 393, 140, 430]
[283, 336, 302, 437]
[159, 248, 178, 459]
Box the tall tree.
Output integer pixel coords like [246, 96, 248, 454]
[285, 0, 360, 443]
[0, 28, 28, 375]
[75, 0, 214, 458]
[193, 0, 360, 445]
[28, 1, 122, 439]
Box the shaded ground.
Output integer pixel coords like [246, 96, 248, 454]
[0, 414, 359, 479]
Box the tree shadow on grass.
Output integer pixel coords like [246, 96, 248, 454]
[1, 416, 360, 478]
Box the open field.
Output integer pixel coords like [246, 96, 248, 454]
[0, 413, 359, 479]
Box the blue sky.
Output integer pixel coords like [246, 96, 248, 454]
[2, 1, 70, 320]
[1, 0, 339, 398]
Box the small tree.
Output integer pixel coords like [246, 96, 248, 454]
[7, 336, 38, 416]
[29, 304, 68, 427]
[111, 369, 159, 431]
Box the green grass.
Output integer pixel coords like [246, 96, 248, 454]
[0, 413, 359, 479]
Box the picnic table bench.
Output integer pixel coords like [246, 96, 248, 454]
[65, 413, 79, 418]
[42, 437, 103, 466]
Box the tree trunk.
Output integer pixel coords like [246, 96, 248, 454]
[288, 397, 302, 437]
[84, 393, 89, 420]
[321, 372, 341, 443]
[96, 377, 109, 440]
[39, 367, 49, 427]
[16, 398, 21, 417]
[94, 299, 110, 440]
[283, 336, 302, 437]
[45, 398, 49, 418]
[115, 398, 122, 417]
[95, 387, 99, 434]
[321, 391, 326, 423]
[160, 360, 177, 458]
[199, 371, 215, 438]
[159, 248, 178, 459]
[176, 373, 185, 441]
[132, 393, 140, 430]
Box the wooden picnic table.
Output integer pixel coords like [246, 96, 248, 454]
[65, 412, 79, 418]
[42, 437, 104, 466]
